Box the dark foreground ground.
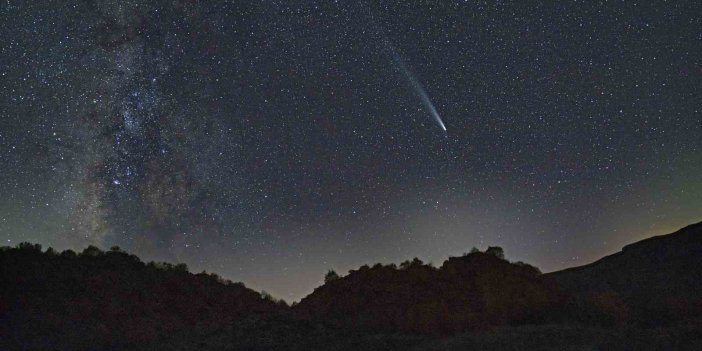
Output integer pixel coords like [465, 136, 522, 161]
[147, 318, 702, 351]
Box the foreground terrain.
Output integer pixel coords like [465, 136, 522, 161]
[2, 222, 701, 350]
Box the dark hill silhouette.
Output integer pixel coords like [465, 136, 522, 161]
[548, 221, 702, 326]
[2, 222, 702, 350]
[294, 250, 565, 335]
[0, 244, 284, 350]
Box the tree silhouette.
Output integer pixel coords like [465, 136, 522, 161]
[82, 245, 103, 257]
[17, 242, 42, 252]
[324, 269, 340, 283]
[485, 246, 505, 259]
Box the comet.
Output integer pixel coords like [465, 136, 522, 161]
[385, 41, 447, 132]
[361, 3, 447, 132]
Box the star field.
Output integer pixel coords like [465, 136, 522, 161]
[1, 1, 700, 300]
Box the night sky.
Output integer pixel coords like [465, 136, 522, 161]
[1, 1, 700, 301]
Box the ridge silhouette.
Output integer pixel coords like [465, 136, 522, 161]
[295, 251, 562, 335]
[1, 222, 701, 350]
[548, 221, 702, 326]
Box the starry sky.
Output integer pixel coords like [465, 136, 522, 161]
[1, 1, 700, 301]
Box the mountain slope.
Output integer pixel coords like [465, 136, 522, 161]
[0, 245, 284, 350]
[548, 221, 702, 325]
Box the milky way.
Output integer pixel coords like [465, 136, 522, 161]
[1, 1, 700, 301]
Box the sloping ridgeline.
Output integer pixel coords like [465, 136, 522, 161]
[294, 248, 566, 335]
[548, 221, 702, 326]
[0, 245, 285, 350]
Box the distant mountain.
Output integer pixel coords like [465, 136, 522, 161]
[294, 250, 565, 335]
[547, 221, 702, 326]
[0, 244, 284, 350]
